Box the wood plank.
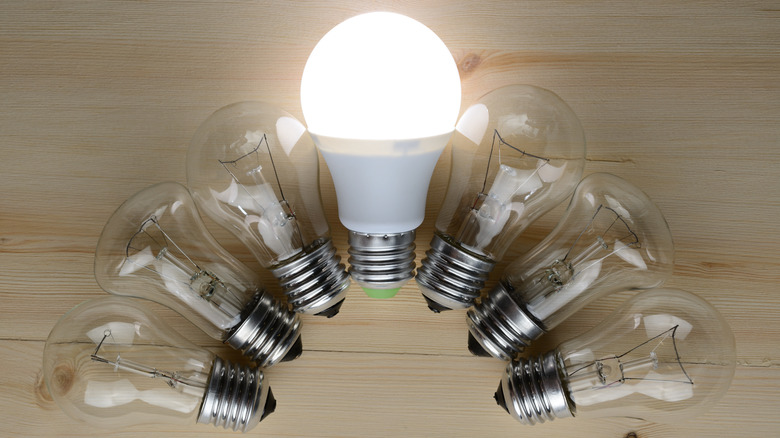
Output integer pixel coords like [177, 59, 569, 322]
[7, 340, 780, 437]
[1, 1, 778, 436]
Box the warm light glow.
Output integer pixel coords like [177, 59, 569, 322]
[301, 12, 461, 140]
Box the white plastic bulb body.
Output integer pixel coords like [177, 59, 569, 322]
[43, 297, 276, 432]
[301, 12, 462, 298]
[468, 173, 674, 360]
[417, 84, 586, 311]
[187, 101, 350, 317]
[94, 182, 301, 368]
[495, 289, 736, 425]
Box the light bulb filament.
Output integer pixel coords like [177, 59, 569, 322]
[189, 270, 225, 299]
[542, 204, 642, 289]
[127, 217, 224, 299]
[218, 133, 290, 208]
[567, 325, 693, 396]
[216, 133, 304, 256]
[523, 206, 644, 323]
[455, 130, 555, 248]
[563, 204, 640, 265]
[483, 129, 550, 192]
[127, 216, 202, 273]
[90, 330, 207, 391]
[476, 129, 551, 203]
[123, 216, 244, 326]
[542, 259, 573, 287]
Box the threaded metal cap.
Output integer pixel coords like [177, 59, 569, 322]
[466, 284, 544, 360]
[495, 351, 573, 425]
[347, 230, 416, 293]
[198, 357, 275, 432]
[226, 292, 302, 368]
[415, 233, 495, 311]
[270, 239, 350, 316]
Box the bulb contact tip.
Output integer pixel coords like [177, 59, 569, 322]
[467, 331, 492, 357]
[281, 335, 304, 362]
[271, 239, 351, 316]
[314, 298, 345, 318]
[494, 380, 509, 413]
[415, 233, 495, 311]
[422, 295, 454, 313]
[261, 387, 277, 421]
[347, 230, 416, 293]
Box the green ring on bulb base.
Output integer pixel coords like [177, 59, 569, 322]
[363, 288, 400, 299]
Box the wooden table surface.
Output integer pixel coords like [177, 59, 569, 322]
[2, 1, 778, 437]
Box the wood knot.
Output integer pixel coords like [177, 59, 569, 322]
[37, 363, 75, 408]
[457, 53, 482, 76]
[34, 368, 56, 408]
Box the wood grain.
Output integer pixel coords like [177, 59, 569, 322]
[1, 1, 778, 436]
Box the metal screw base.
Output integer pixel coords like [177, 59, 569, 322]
[226, 292, 302, 368]
[415, 233, 495, 311]
[270, 239, 350, 316]
[495, 351, 573, 425]
[198, 357, 276, 432]
[466, 284, 545, 360]
[347, 230, 416, 291]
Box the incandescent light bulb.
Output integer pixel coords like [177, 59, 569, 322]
[301, 12, 462, 298]
[494, 289, 736, 425]
[43, 297, 276, 432]
[468, 173, 674, 360]
[94, 182, 301, 368]
[417, 85, 586, 311]
[187, 101, 350, 317]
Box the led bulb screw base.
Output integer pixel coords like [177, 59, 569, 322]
[495, 351, 573, 425]
[270, 239, 350, 317]
[466, 283, 544, 360]
[225, 292, 302, 368]
[198, 357, 276, 432]
[347, 231, 416, 298]
[416, 233, 495, 312]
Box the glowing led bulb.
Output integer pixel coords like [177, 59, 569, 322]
[301, 12, 461, 298]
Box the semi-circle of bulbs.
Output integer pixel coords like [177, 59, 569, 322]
[42, 11, 735, 432]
